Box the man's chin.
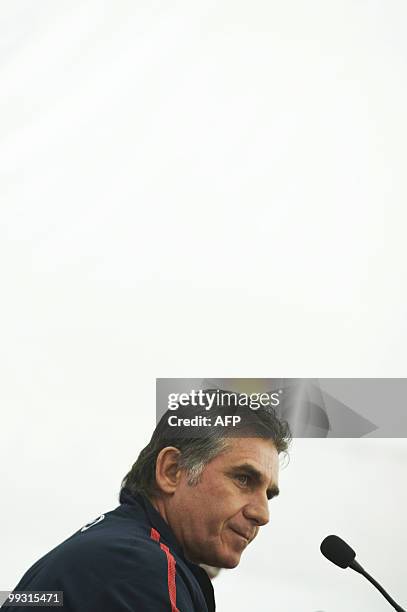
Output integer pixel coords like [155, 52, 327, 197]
[219, 556, 240, 569]
[187, 546, 242, 569]
[207, 550, 242, 570]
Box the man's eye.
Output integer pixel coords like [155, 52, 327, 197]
[236, 474, 249, 486]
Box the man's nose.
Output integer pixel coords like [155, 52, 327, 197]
[243, 494, 270, 527]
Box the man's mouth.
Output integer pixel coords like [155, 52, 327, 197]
[230, 527, 252, 543]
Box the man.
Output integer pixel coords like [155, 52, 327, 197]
[4, 394, 290, 611]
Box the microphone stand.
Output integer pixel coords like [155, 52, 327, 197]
[350, 560, 406, 612]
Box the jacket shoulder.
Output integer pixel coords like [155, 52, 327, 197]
[13, 508, 203, 611]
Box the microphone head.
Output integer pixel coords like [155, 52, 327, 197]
[320, 535, 356, 569]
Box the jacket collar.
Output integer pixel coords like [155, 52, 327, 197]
[119, 487, 216, 612]
[119, 487, 184, 556]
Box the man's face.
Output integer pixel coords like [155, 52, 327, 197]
[168, 437, 280, 569]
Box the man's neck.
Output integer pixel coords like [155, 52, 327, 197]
[150, 494, 170, 525]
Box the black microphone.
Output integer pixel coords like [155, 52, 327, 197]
[320, 535, 406, 612]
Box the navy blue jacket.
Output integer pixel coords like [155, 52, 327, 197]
[3, 489, 215, 611]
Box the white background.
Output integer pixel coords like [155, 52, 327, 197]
[1, 2, 407, 611]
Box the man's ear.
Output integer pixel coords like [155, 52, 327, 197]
[155, 447, 183, 494]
